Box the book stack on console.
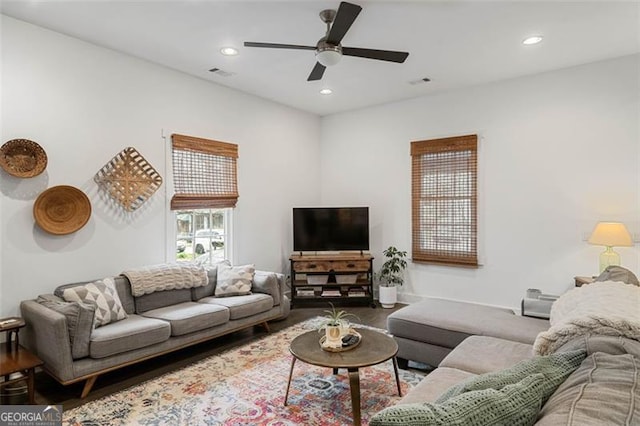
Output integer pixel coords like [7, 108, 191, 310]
[348, 287, 367, 297]
[296, 286, 316, 297]
[321, 289, 341, 297]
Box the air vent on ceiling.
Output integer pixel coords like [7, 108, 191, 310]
[208, 68, 235, 77]
[409, 77, 431, 85]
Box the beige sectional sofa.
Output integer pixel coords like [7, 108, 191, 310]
[20, 264, 288, 398]
[380, 281, 639, 425]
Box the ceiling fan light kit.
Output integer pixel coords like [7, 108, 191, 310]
[243, 1, 409, 81]
[316, 42, 342, 66]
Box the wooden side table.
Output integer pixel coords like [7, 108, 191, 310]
[0, 317, 25, 350]
[0, 317, 43, 404]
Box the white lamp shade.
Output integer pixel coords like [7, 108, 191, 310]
[588, 222, 633, 247]
[316, 49, 342, 67]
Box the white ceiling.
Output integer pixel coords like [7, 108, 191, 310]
[2, 1, 639, 116]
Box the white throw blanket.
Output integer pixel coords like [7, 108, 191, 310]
[533, 281, 640, 355]
[122, 263, 208, 297]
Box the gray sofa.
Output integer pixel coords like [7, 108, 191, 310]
[20, 265, 289, 398]
[381, 285, 639, 424]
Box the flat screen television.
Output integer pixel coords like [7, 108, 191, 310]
[293, 207, 369, 252]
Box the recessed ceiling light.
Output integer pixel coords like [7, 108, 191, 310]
[319, 88, 333, 95]
[522, 35, 543, 45]
[220, 47, 239, 56]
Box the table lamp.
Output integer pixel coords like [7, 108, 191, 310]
[588, 222, 633, 273]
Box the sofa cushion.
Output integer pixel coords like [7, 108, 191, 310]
[141, 302, 229, 336]
[215, 264, 255, 297]
[436, 349, 586, 405]
[134, 288, 192, 314]
[594, 265, 639, 286]
[61, 278, 128, 328]
[199, 293, 273, 320]
[400, 367, 477, 404]
[536, 352, 640, 425]
[387, 298, 549, 349]
[37, 295, 95, 359]
[89, 314, 171, 358]
[370, 373, 545, 426]
[191, 264, 224, 300]
[440, 336, 534, 375]
[252, 271, 281, 306]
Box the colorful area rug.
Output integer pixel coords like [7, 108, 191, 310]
[63, 318, 426, 425]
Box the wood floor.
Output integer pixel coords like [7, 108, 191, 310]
[32, 304, 407, 409]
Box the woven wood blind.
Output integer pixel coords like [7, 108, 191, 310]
[171, 134, 238, 210]
[411, 134, 478, 267]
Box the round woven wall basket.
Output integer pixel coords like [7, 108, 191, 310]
[0, 139, 48, 178]
[33, 186, 91, 235]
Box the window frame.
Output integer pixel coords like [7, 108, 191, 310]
[410, 134, 478, 267]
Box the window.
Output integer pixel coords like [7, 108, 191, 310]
[411, 134, 478, 267]
[171, 134, 238, 264]
[175, 209, 229, 263]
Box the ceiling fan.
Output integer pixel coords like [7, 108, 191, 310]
[244, 1, 409, 81]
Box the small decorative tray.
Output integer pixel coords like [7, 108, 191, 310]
[319, 329, 362, 352]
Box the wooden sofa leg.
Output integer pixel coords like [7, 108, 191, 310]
[260, 322, 270, 333]
[81, 375, 98, 398]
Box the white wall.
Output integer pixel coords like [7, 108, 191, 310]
[320, 55, 640, 310]
[0, 16, 321, 317]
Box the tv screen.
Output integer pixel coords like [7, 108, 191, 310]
[293, 207, 369, 252]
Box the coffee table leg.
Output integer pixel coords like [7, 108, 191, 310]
[284, 356, 297, 406]
[347, 368, 361, 426]
[392, 357, 402, 396]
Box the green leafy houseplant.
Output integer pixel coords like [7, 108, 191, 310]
[378, 246, 408, 287]
[318, 303, 359, 331]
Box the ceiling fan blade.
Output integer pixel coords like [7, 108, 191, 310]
[326, 2, 362, 45]
[342, 47, 409, 63]
[244, 42, 316, 51]
[307, 62, 326, 81]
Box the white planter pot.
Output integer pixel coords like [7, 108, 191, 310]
[378, 286, 397, 308]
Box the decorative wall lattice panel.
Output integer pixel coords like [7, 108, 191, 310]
[94, 147, 163, 212]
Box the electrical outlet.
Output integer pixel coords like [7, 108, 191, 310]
[581, 232, 591, 242]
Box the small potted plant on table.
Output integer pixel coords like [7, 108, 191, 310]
[377, 246, 408, 308]
[318, 303, 358, 348]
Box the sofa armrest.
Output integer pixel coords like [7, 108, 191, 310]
[20, 299, 75, 382]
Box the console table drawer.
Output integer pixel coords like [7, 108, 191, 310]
[330, 260, 370, 271]
[293, 261, 332, 272]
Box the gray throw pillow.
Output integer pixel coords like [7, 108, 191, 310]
[370, 373, 545, 426]
[436, 349, 586, 405]
[215, 264, 254, 297]
[37, 295, 95, 359]
[594, 265, 639, 286]
[61, 277, 128, 327]
[252, 271, 280, 306]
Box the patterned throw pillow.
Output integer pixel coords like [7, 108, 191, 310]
[62, 277, 128, 328]
[436, 349, 586, 405]
[215, 264, 255, 297]
[370, 374, 545, 426]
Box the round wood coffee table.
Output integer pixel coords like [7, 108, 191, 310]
[284, 328, 401, 426]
